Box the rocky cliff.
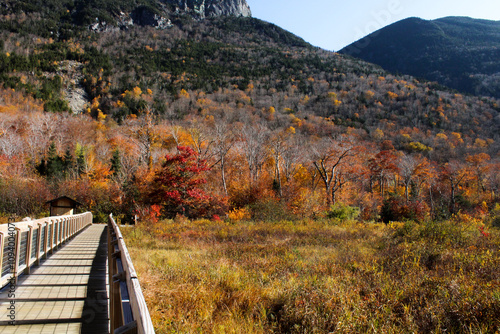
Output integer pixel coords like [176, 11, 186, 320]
[164, 0, 251, 18]
[206, 0, 251, 18]
[88, 0, 251, 31]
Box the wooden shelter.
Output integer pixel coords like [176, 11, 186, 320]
[47, 196, 82, 216]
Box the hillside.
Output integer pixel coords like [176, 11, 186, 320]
[340, 16, 500, 99]
[0, 1, 499, 227]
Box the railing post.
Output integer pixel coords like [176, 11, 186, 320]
[62, 218, 66, 243]
[67, 217, 70, 239]
[69, 217, 72, 238]
[57, 219, 62, 247]
[13, 227, 21, 283]
[48, 220, 54, 255]
[68, 217, 72, 239]
[53, 220, 56, 250]
[111, 279, 123, 332]
[43, 221, 49, 259]
[36, 223, 43, 266]
[59, 218, 64, 247]
[25, 225, 33, 275]
[54, 219, 61, 250]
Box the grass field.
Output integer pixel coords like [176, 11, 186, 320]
[121, 215, 500, 333]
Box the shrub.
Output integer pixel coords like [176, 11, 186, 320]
[489, 203, 500, 228]
[326, 202, 360, 221]
[380, 194, 428, 223]
[0, 177, 51, 218]
[249, 198, 292, 222]
[227, 207, 251, 222]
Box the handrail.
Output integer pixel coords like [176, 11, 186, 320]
[0, 212, 93, 288]
[108, 214, 155, 334]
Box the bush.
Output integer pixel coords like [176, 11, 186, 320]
[0, 177, 51, 218]
[227, 207, 251, 222]
[489, 203, 500, 228]
[249, 198, 292, 222]
[326, 203, 360, 221]
[380, 195, 428, 223]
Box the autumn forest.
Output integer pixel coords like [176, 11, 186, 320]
[0, 3, 500, 332]
[0, 17, 499, 225]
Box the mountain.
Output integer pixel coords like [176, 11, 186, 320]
[0, 2, 499, 145]
[340, 16, 500, 98]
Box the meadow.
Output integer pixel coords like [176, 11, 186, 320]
[121, 215, 500, 333]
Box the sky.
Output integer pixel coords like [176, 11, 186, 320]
[246, 0, 500, 51]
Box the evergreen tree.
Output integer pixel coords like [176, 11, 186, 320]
[46, 142, 64, 179]
[75, 144, 86, 176]
[110, 148, 121, 176]
[63, 148, 74, 177]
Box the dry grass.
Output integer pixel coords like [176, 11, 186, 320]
[121, 217, 500, 333]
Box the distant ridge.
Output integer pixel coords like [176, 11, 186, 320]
[340, 16, 500, 98]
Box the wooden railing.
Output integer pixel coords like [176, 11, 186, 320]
[108, 214, 155, 334]
[0, 212, 93, 288]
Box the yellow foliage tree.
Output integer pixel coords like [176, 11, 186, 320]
[178, 89, 190, 99]
[132, 86, 142, 98]
[386, 91, 398, 100]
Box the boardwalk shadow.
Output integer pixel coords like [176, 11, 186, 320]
[81, 225, 109, 334]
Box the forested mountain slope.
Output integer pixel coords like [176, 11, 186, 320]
[340, 16, 500, 99]
[0, 1, 499, 224]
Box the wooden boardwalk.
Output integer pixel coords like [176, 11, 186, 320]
[0, 224, 109, 333]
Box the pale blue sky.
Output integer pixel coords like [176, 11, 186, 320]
[246, 0, 500, 51]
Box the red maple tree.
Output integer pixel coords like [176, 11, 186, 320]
[149, 146, 211, 218]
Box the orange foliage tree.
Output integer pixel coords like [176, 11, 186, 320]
[368, 150, 399, 198]
[441, 160, 468, 214]
[310, 136, 357, 206]
[398, 154, 432, 202]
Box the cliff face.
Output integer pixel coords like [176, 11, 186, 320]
[206, 0, 251, 18]
[165, 0, 251, 18]
[88, 0, 251, 32]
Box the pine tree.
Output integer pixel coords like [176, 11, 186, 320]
[75, 144, 86, 176]
[46, 142, 64, 179]
[110, 148, 121, 176]
[63, 148, 74, 177]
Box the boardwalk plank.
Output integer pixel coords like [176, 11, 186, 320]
[0, 224, 109, 334]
